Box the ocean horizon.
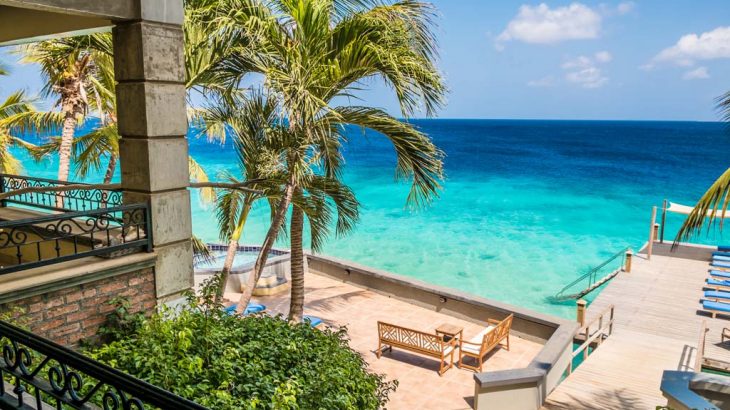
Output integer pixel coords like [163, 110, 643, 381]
[15, 119, 730, 317]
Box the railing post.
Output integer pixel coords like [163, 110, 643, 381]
[144, 201, 154, 253]
[660, 199, 668, 243]
[647, 206, 657, 260]
[0, 175, 6, 208]
[608, 306, 614, 336]
[624, 249, 632, 273]
[577, 299, 587, 326]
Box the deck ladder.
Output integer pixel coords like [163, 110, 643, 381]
[552, 247, 630, 302]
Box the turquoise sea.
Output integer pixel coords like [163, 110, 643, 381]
[16, 120, 730, 318]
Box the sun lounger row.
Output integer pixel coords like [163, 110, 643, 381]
[700, 246, 730, 318]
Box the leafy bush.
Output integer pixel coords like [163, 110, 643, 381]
[86, 282, 396, 409]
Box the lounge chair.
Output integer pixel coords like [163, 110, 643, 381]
[224, 303, 266, 315]
[710, 270, 730, 279]
[711, 260, 730, 270]
[714, 251, 730, 258]
[720, 246, 730, 252]
[701, 299, 730, 319]
[706, 278, 730, 292]
[458, 314, 513, 372]
[704, 290, 730, 302]
[714, 255, 730, 262]
[303, 315, 323, 328]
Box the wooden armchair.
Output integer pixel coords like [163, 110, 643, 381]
[458, 314, 513, 372]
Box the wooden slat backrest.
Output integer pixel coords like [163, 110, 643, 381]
[480, 314, 513, 354]
[378, 321, 445, 355]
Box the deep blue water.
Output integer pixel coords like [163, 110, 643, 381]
[17, 119, 730, 317]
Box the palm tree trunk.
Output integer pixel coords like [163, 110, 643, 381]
[58, 98, 79, 183]
[288, 200, 304, 323]
[237, 180, 295, 313]
[102, 153, 117, 184]
[56, 107, 77, 208]
[216, 202, 252, 303]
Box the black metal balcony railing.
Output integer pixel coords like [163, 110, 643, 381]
[0, 175, 151, 275]
[0, 320, 208, 410]
[0, 174, 123, 213]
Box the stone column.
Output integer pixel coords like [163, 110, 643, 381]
[112, 0, 193, 304]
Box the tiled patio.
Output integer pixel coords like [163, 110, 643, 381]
[217, 272, 543, 410]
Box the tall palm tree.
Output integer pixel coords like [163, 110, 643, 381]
[676, 91, 730, 242]
[208, 0, 447, 313]
[20, 34, 113, 183]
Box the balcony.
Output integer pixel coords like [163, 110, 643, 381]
[0, 174, 151, 275]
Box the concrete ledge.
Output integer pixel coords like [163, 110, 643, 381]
[307, 254, 569, 343]
[0, 252, 156, 304]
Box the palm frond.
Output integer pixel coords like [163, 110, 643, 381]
[676, 167, 730, 243]
[330, 105, 443, 207]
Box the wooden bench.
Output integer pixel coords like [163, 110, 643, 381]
[376, 321, 457, 376]
[458, 314, 513, 372]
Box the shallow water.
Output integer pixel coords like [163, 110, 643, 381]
[17, 119, 729, 318]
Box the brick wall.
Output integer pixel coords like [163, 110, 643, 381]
[1, 268, 156, 347]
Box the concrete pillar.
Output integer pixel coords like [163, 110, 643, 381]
[112, 0, 192, 304]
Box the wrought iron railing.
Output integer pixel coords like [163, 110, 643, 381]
[0, 204, 151, 275]
[0, 320, 207, 409]
[0, 174, 123, 213]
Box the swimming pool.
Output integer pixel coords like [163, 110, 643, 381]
[194, 245, 288, 273]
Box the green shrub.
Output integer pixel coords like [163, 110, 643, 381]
[86, 285, 396, 409]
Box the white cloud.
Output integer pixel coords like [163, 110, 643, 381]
[683, 66, 710, 80]
[527, 76, 557, 87]
[562, 53, 611, 88]
[653, 26, 730, 66]
[616, 1, 636, 15]
[594, 51, 613, 63]
[496, 3, 601, 49]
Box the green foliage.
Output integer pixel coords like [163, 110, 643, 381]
[86, 280, 396, 409]
[95, 296, 146, 345]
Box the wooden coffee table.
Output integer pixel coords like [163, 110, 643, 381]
[436, 323, 464, 343]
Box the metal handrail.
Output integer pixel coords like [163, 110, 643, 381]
[553, 247, 629, 301]
[0, 320, 207, 409]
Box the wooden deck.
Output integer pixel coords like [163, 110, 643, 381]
[544, 243, 730, 409]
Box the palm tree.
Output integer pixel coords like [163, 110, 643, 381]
[20, 34, 114, 183]
[676, 91, 730, 243]
[0, 67, 45, 174]
[201, 92, 285, 301]
[208, 0, 447, 314]
[288, 176, 359, 322]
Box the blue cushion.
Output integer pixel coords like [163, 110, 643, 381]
[719, 245, 730, 252]
[714, 251, 730, 257]
[303, 315, 322, 327]
[710, 270, 730, 279]
[224, 303, 266, 315]
[705, 290, 730, 300]
[712, 261, 730, 269]
[703, 299, 730, 312]
[708, 278, 730, 287]
[714, 255, 730, 262]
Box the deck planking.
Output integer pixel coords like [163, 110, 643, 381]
[544, 244, 730, 409]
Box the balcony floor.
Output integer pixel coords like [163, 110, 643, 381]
[214, 271, 542, 410]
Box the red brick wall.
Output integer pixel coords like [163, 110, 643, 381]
[1, 268, 156, 347]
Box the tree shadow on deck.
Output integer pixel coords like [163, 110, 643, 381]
[544, 387, 651, 410]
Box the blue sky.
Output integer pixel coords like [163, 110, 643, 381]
[1, 1, 730, 121]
